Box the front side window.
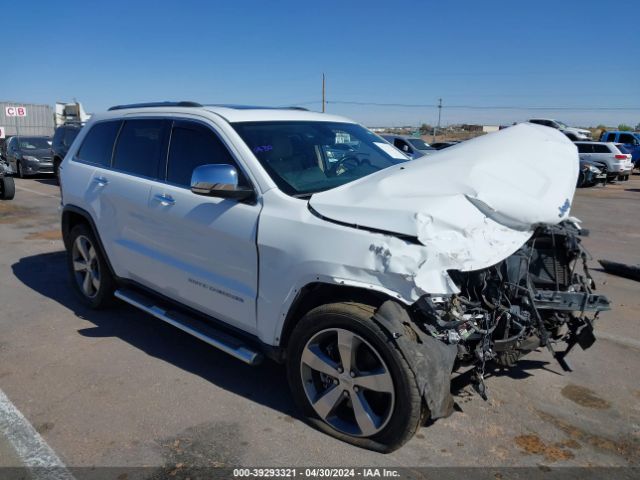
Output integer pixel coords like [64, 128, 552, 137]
[167, 121, 246, 187]
[77, 121, 122, 167]
[576, 143, 592, 153]
[113, 120, 170, 178]
[233, 121, 407, 197]
[394, 139, 411, 153]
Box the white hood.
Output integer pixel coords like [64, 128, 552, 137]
[309, 123, 579, 294]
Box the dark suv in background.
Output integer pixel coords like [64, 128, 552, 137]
[52, 123, 83, 181]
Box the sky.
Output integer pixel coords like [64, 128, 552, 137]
[1, 0, 639, 128]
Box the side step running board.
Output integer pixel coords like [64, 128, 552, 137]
[114, 288, 263, 366]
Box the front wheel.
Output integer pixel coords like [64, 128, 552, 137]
[66, 224, 115, 309]
[0, 176, 15, 200]
[287, 302, 423, 452]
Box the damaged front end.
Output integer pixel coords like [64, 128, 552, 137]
[412, 220, 610, 400]
[308, 123, 611, 416]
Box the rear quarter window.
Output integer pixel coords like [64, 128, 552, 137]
[77, 121, 122, 167]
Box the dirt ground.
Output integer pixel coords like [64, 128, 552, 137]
[0, 175, 638, 476]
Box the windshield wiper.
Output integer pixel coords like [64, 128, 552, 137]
[292, 193, 314, 199]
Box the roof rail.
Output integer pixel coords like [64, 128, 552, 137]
[108, 101, 202, 111]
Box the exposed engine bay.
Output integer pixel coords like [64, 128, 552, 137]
[411, 220, 610, 399]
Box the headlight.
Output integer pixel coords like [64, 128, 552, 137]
[22, 155, 39, 162]
[588, 165, 601, 173]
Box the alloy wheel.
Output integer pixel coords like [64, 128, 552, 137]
[71, 235, 101, 298]
[300, 328, 395, 437]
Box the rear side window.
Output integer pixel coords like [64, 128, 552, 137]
[593, 144, 610, 153]
[77, 121, 122, 167]
[113, 120, 170, 178]
[576, 143, 592, 153]
[166, 121, 246, 187]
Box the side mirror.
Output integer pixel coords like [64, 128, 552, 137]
[190, 164, 254, 201]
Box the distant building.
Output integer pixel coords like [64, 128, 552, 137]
[0, 102, 55, 138]
[482, 125, 499, 133]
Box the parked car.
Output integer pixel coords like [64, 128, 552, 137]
[430, 141, 460, 150]
[380, 135, 435, 159]
[578, 159, 606, 187]
[4, 135, 54, 177]
[528, 119, 591, 141]
[575, 141, 633, 181]
[598, 131, 640, 167]
[52, 123, 83, 181]
[59, 103, 608, 452]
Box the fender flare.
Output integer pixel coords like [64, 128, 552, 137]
[61, 204, 117, 277]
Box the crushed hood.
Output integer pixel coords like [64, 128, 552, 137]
[310, 123, 579, 294]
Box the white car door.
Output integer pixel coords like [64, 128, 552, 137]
[145, 119, 260, 334]
[94, 119, 171, 281]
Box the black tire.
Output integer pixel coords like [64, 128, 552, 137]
[16, 161, 25, 178]
[53, 158, 61, 185]
[66, 224, 115, 309]
[0, 176, 15, 200]
[286, 302, 423, 452]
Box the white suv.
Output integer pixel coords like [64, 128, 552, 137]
[575, 141, 633, 181]
[59, 102, 609, 452]
[528, 119, 592, 141]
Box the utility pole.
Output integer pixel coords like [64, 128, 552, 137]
[322, 73, 326, 113]
[432, 98, 442, 143]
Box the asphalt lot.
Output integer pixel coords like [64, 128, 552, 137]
[0, 176, 639, 474]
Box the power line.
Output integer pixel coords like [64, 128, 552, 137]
[325, 100, 640, 111]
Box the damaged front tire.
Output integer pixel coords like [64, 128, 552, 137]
[287, 302, 424, 453]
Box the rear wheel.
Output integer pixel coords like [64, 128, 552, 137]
[0, 176, 15, 200]
[287, 302, 423, 452]
[67, 224, 115, 309]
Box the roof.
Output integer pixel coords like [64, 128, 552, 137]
[103, 101, 353, 124]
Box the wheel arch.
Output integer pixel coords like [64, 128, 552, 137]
[61, 205, 117, 277]
[277, 282, 403, 351]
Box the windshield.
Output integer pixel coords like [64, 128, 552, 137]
[555, 121, 568, 129]
[407, 138, 434, 150]
[18, 137, 52, 150]
[233, 121, 408, 196]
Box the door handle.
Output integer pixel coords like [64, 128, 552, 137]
[93, 176, 109, 186]
[153, 193, 175, 206]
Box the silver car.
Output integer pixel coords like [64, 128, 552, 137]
[381, 134, 436, 159]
